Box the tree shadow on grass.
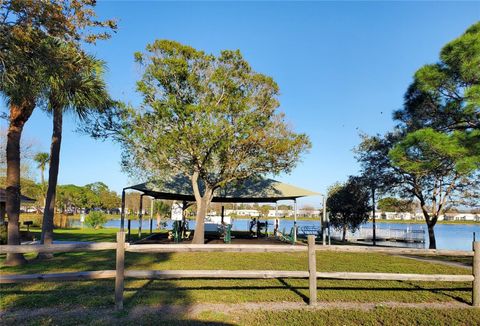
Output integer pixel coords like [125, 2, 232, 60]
[400, 280, 471, 305]
[278, 278, 309, 303]
[0, 251, 235, 325]
[1, 285, 471, 297]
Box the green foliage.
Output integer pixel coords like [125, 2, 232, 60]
[123, 40, 311, 189]
[56, 184, 92, 210]
[121, 40, 310, 242]
[355, 133, 399, 194]
[1, 1, 117, 106]
[154, 200, 172, 217]
[20, 213, 43, 228]
[85, 211, 107, 229]
[258, 205, 271, 217]
[389, 128, 479, 176]
[326, 176, 371, 240]
[85, 182, 121, 211]
[0, 26, 52, 107]
[1, 1, 117, 263]
[0, 224, 6, 244]
[33, 152, 49, 185]
[356, 23, 480, 249]
[45, 45, 113, 121]
[56, 183, 120, 212]
[0, 1, 117, 44]
[0, 176, 44, 207]
[33, 152, 49, 168]
[377, 197, 413, 213]
[394, 22, 480, 132]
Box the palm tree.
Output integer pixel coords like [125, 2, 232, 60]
[39, 46, 112, 253]
[1, 2, 115, 265]
[34, 152, 50, 185]
[0, 28, 54, 266]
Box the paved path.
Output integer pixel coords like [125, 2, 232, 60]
[395, 254, 471, 270]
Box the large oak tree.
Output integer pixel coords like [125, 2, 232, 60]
[121, 40, 311, 244]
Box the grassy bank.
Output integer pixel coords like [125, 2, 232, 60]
[0, 227, 475, 325]
[2, 305, 480, 325]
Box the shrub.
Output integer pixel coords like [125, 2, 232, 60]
[85, 211, 107, 229]
[20, 213, 43, 227]
[0, 224, 7, 244]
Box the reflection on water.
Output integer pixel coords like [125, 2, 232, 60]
[72, 218, 480, 251]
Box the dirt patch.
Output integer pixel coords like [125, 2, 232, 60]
[136, 232, 291, 245]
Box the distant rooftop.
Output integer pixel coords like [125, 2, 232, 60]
[0, 189, 36, 203]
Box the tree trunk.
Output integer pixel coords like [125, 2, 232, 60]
[39, 107, 63, 259]
[5, 101, 35, 266]
[419, 201, 437, 250]
[342, 225, 347, 242]
[372, 187, 376, 246]
[190, 173, 214, 245]
[192, 197, 208, 244]
[40, 166, 45, 185]
[427, 223, 436, 249]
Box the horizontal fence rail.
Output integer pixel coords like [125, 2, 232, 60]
[1, 270, 473, 284]
[0, 270, 116, 283]
[126, 244, 307, 253]
[0, 243, 117, 254]
[313, 245, 474, 257]
[314, 272, 473, 282]
[124, 270, 309, 279]
[1, 243, 473, 256]
[0, 233, 478, 310]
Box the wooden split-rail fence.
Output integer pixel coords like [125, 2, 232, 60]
[0, 233, 479, 310]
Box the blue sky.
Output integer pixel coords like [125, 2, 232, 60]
[2, 1, 479, 207]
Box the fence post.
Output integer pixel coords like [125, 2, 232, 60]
[308, 235, 317, 305]
[115, 231, 126, 310]
[127, 219, 131, 242]
[327, 212, 331, 245]
[473, 241, 480, 307]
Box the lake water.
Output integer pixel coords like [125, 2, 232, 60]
[75, 218, 480, 251]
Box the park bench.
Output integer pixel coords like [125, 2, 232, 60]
[299, 225, 320, 239]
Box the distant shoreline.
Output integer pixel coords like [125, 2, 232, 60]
[19, 213, 479, 225]
[367, 219, 479, 225]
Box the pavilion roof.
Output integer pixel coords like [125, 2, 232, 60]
[0, 189, 36, 203]
[126, 177, 320, 203]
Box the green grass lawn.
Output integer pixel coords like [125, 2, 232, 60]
[2, 306, 480, 326]
[238, 307, 480, 326]
[405, 254, 473, 267]
[0, 227, 476, 325]
[25, 227, 121, 242]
